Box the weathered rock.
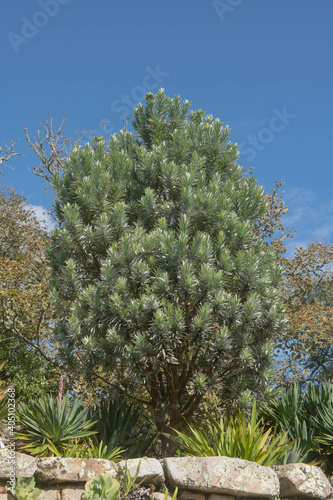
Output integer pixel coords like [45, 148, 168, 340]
[179, 491, 206, 500]
[165, 457, 280, 497]
[38, 488, 61, 500]
[0, 450, 38, 478]
[273, 464, 332, 499]
[61, 485, 85, 500]
[152, 492, 172, 500]
[208, 495, 235, 500]
[117, 458, 164, 486]
[36, 457, 117, 483]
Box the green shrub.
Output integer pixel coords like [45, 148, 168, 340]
[90, 398, 154, 459]
[82, 474, 120, 500]
[173, 400, 292, 465]
[7, 477, 41, 500]
[58, 438, 124, 460]
[116, 460, 142, 495]
[259, 382, 317, 464]
[259, 381, 333, 469]
[16, 392, 96, 456]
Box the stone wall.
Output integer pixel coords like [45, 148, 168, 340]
[0, 451, 332, 500]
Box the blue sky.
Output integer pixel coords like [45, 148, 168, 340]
[1, 0, 332, 253]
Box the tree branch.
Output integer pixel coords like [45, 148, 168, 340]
[0, 140, 22, 175]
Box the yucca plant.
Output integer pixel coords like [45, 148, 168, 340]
[16, 391, 97, 456]
[173, 400, 292, 466]
[259, 383, 317, 464]
[259, 381, 305, 428]
[304, 382, 333, 416]
[90, 398, 154, 459]
[259, 382, 333, 466]
[312, 405, 333, 450]
[311, 404, 333, 474]
[274, 415, 318, 465]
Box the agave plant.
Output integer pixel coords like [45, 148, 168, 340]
[259, 383, 316, 464]
[259, 381, 333, 466]
[304, 382, 333, 415]
[303, 382, 333, 473]
[90, 398, 154, 459]
[274, 415, 318, 465]
[310, 401, 333, 473]
[311, 405, 333, 449]
[16, 391, 96, 456]
[259, 381, 306, 428]
[173, 400, 292, 466]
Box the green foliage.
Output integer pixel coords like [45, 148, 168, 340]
[116, 461, 142, 495]
[57, 438, 124, 460]
[305, 384, 333, 468]
[173, 400, 292, 465]
[304, 382, 333, 416]
[82, 474, 120, 500]
[259, 382, 333, 470]
[277, 416, 317, 465]
[16, 392, 96, 456]
[259, 382, 317, 464]
[163, 488, 178, 500]
[91, 398, 153, 459]
[83, 441, 124, 460]
[0, 185, 60, 401]
[48, 90, 288, 454]
[278, 242, 333, 385]
[312, 405, 333, 450]
[7, 477, 41, 500]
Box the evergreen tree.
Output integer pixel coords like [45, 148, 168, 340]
[49, 91, 287, 455]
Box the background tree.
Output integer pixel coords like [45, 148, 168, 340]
[254, 179, 295, 258]
[278, 242, 333, 384]
[253, 181, 333, 385]
[0, 186, 60, 399]
[48, 91, 287, 455]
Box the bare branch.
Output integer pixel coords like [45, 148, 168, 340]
[0, 140, 23, 175]
[23, 114, 87, 187]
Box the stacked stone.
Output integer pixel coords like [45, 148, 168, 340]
[0, 451, 331, 500]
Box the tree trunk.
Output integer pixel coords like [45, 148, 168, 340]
[153, 407, 179, 457]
